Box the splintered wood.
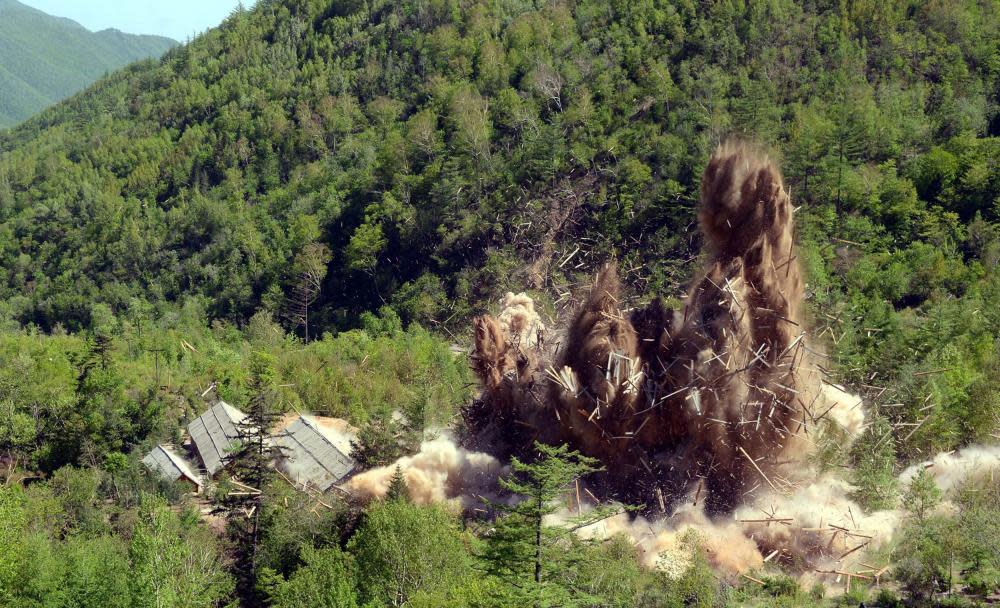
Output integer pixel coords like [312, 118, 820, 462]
[738, 446, 780, 493]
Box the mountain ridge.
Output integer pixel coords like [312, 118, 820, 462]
[0, 0, 176, 128]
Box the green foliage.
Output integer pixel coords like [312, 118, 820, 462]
[286, 242, 333, 342]
[349, 500, 473, 607]
[762, 574, 800, 598]
[256, 479, 346, 578]
[270, 546, 360, 608]
[667, 535, 720, 608]
[953, 474, 1000, 597]
[851, 414, 899, 511]
[0, 0, 992, 481]
[385, 466, 409, 503]
[809, 582, 826, 602]
[350, 408, 420, 469]
[0, 482, 231, 608]
[874, 589, 902, 607]
[223, 350, 285, 605]
[128, 494, 234, 608]
[0, 0, 990, 341]
[890, 469, 1000, 603]
[46, 466, 106, 535]
[0, 0, 994, 477]
[893, 514, 960, 601]
[0, 485, 27, 604]
[564, 535, 647, 607]
[44, 535, 132, 608]
[481, 442, 621, 607]
[0, 0, 997, 605]
[904, 469, 943, 523]
[0, 307, 470, 475]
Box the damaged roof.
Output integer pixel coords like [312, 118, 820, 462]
[142, 444, 202, 489]
[274, 415, 355, 492]
[187, 400, 247, 476]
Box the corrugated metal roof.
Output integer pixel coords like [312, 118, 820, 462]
[274, 415, 355, 492]
[142, 444, 202, 488]
[187, 401, 247, 476]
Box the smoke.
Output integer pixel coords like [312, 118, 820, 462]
[497, 292, 545, 349]
[576, 506, 764, 576]
[816, 382, 865, 437]
[586, 446, 1000, 581]
[898, 444, 1000, 493]
[344, 433, 1000, 586]
[470, 292, 544, 396]
[345, 436, 506, 507]
[567, 475, 891, 580]
[736, 477, 900, 570]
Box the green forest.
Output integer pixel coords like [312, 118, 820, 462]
[0, 0, 998, 606]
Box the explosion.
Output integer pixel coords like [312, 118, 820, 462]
[467, 141, 836, 514]
[348, 142, 999, 585]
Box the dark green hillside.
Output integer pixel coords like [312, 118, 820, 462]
[1, 0, 998, 458]
[1, 0, 995, 321]
[0, 0, 176, 128]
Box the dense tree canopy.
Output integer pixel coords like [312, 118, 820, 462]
[0, 0, 995, 329]
[0, 0, 997, 463]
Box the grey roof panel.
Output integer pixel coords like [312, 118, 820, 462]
[187, 401, 247, 476]
[142, 445, 202, 487]
[274, 416, 355, 491]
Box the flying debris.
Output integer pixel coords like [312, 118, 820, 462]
[468, 141, 833, 514]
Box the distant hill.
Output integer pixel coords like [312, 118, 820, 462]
[0, 0, 176, 128]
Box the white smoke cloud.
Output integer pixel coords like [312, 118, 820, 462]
[898, 444, 1000, 493]
[497, 292, 545, 349]
[345, 436, 506, 507]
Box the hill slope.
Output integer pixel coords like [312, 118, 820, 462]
[0, 0, 997, 457]
[0, 0, 176, 128]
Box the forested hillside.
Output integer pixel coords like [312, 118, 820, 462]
[1, 0, 998, 455]
[0, 0, 176, 128]
[0, 0, 998, 606]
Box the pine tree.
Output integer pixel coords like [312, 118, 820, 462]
[221, 352, 285, 607]
[904, 468, 942, 523]
[385, 466, 409, 502]
[481, 442, 620, 607]
[74, 332, 114, 392]
[850, 413, 899, 511]
[284, 243, 331, 343]
[350, 409, 418, 469]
